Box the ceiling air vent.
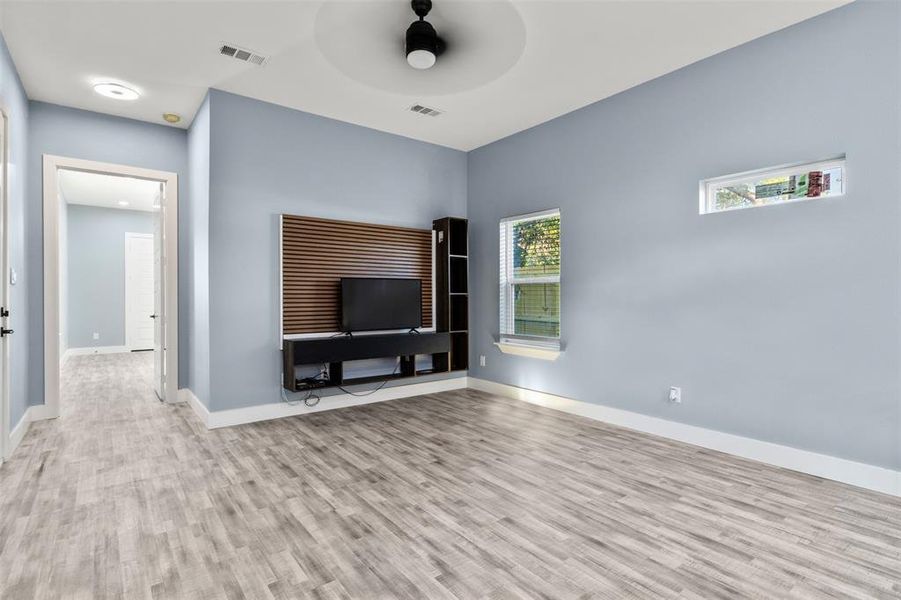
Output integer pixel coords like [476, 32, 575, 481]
[219, 43, 267, 66]
[409, 104, 442, 117]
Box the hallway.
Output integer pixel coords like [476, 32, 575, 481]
[0, 353, 207, 598]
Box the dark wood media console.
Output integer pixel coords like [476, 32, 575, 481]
[279, 214, 468, 393]
[282, 332, 451, 391]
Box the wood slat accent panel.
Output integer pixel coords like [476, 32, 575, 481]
[282, 215, 433, 334]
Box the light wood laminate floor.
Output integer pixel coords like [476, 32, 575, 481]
[1, 353, 899, 599]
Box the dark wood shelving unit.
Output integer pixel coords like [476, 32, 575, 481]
[434, 217, 469, 372]
[282, 332, 451, 392]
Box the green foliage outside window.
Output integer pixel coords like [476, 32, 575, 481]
[511, 216, 560, 337]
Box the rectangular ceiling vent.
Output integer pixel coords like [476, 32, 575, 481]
[219, 43, 267, 66]
[409, 104, 442, 117]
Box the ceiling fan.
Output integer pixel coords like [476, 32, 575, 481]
[405, 0, 445, 70]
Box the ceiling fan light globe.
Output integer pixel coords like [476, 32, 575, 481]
[407, 49, 436, 70]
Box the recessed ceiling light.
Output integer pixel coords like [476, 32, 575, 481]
[118, 201, 130, 206]
[162, 113, 181, 124]
[93, 82, 140, 101]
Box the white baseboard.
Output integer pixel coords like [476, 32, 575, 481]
[6, 403, 58, 460]
[28, 404, 57, 421]
[178, 388, 209, 427]
[7, 406, 33, 458]
[190, 376, 468, 430]
[66, 345, 129, 357]
[468, 378, 900, 497]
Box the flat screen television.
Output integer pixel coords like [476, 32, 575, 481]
[340, 277, 422, 332]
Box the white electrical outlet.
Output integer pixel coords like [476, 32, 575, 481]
[669, 386, 681, 403]
[93, 332, 100, 340]
[479, 355, 486, 367]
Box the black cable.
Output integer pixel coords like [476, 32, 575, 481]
[336, 360, 401, 397]
[280, 386, 320, 407]
[281, 363, 328, 407]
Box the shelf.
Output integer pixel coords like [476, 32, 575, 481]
[432, 352, 450, 373]
[449, 256, 468, 294]
[451, 332, 468, 371]
[449, 220, 468, 256]
[283, 332, 451, 391]
[293, 379, 332, 391]
[340, 372, 412, 387]
[434, 216, 469, 375]
[415, 368, 444, 376]
[450, 295, 468, 331]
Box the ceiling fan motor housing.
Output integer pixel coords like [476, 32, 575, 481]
[406, 19, 439, 58]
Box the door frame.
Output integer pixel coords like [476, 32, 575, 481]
[0, 106, 10, 461]
[42, 155, 178, 417]
[124, 232, 155, 352]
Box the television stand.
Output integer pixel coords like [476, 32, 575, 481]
[282, 332, 451, 392]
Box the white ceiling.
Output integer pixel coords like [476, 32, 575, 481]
[0, 0, 849, 151]
[59, 169, 161, 212]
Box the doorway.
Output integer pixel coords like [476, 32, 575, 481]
[43, 156, 178, 416]
[125, 232, 156, 352]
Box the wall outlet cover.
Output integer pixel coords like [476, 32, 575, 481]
[479, 355, 486, 367]
[93, 332, 100, 340]
[669, 386, 682, 403]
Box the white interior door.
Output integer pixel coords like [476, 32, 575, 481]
[125, 233, 154, 354]
[152, 200, 163, 400]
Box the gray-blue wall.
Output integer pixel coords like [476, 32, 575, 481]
[186, 94, 211, 406]
[0, 33, 30, 429]
[66, 205, 153, 348]
[205, 90, 467, 411]
[27, 102, 189, 403]
[467, 1, 901, 470]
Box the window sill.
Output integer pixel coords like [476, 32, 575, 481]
[494, 340, 562, 361]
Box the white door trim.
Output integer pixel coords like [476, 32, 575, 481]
[124, 232, 154, 351]
[42, 155, 179, 418]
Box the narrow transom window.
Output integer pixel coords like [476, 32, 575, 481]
[499, 209, 561, 344]
[701, 157, 846, 214]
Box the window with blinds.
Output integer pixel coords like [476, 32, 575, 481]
[499, 209, 561, 346]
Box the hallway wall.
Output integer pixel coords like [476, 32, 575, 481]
[66, 205, 154, 349]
